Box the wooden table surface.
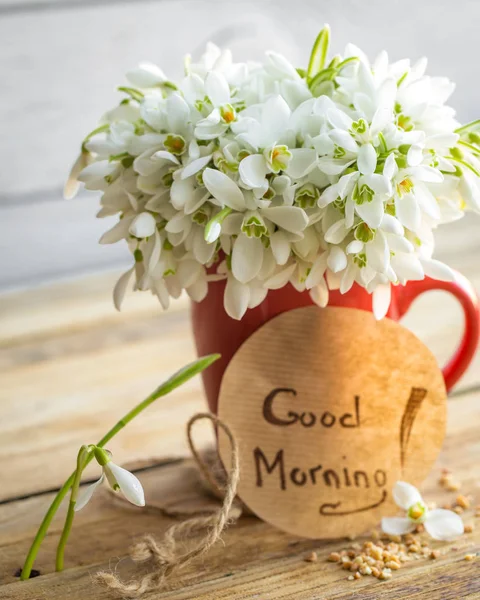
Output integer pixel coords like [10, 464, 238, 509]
[1, 217, 480, 599]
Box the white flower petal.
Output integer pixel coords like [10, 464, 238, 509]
[381, 516, 416, 536]
[262, 95, 292, 143]
[74, 475, 105, 512]
[407, 165, 444, 183]
[270, 230, 291, 265]
[327, 247, 347, 273]
[327, 107, 353, 130]
[424, 509, 464, 541]
[224, 276, 250, 320]
[286, 148, 318, 178]
[372, 284, 391, 319]
[407, 144, 424, 167]
[203, 168, 245, 210]
[395, 194, 421, 232]
[166, 93, 190, 133]
[415, 183, 441, 220]
[357, 143, 377, 175]
[239, 154, 268, 188]
[391, 253, 424, 282]
[106, 462, 145, 506]
[99, 216, 134, 244]
[186, 277, 208, 303]
[346, 240, 364, 254]
[181, 155, 212, 179]
[129, 212, 156, 238]
[205, 71, 230, 106]
[309, 279, 329, 307]
[232, 235, 264, 283]
[261, 206, 308, 233]
[356, 196, 384, 229]
[383, 153, 398, 179]
[325, 219, 348, 244]
[420, 258, 455, 282]
[329, 129, 358, 153]
[265, 51, 300, 80]
[126, 62, 166, 87]
[380, 214, 404, 236]
[113, 267, 134, 311]
[392, 481, 423, 510]
[366, 231, 389, 273]
[264, 263, 297, 289]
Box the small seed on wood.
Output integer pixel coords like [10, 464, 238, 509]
[328, 552, 341, 562]
[304, 551, 317, 562]
[456, 495, 470, 509]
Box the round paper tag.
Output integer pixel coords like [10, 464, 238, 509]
[218, 306, 447, 539]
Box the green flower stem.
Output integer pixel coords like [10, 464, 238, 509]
[20, 354, 220, 581]
[55, 446, 90, 572]
[455, 119, 480, 134]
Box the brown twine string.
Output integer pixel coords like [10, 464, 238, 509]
[95, 413, 240, 598]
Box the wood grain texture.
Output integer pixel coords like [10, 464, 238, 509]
[0, 388, 479, 598]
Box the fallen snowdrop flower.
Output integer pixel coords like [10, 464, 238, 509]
[75, 447, 145, 511]
[382, 481, 464, 541]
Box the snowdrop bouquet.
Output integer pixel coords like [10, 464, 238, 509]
[68, 26, 480, 319]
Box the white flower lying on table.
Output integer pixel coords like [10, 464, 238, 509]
[75, 447, 145, 511]
[382, 481, 464, 541]
[66, 25, 480, 320]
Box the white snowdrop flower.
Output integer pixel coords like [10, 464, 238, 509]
[126, 62, 167, 88]
[75, 448, 145, 511]
[67, 26, 480, 320]
[382, 481, 464, 541]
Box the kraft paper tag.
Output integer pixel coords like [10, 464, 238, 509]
[218, 306, 447, 539]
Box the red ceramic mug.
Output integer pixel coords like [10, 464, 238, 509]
[191, 272, 479, 414]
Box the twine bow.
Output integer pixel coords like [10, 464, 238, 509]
[95, 413, 240, 598]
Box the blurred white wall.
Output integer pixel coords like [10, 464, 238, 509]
[1, 0, 479, 291]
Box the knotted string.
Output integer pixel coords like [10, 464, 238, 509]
[95, 413, 240, 598]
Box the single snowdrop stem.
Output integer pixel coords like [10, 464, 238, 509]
[20, 355, 220, 581]
[55, 445, 92, 572]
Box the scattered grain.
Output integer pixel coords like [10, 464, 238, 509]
[464, 524, 474, 534]
[354, 571, 362, 580]
[464, 554, 476, 561]
[456, 495, 470, 509]
[328, 552, 341, 562]
[379, 569, 393, 580]
[347, 575, 355, 581]
[305, 551, 317, 563]
[446, 481, 461, 492]
[430, 550, 440, 559]
[453, 506, 464, 515]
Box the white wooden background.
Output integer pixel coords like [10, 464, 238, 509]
[1, 0, 480, 292]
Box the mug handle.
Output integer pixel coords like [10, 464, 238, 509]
[395, 271, 479, 392]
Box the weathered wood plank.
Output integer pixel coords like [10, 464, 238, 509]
[0, 389, 478, 598]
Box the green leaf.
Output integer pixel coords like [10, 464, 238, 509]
[307, 25, 330, 79]
[455, 119, 480, 134]
[309, 67, 337, 95]
[117, 86, 144, 103]
[149, 354, 221, 401]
